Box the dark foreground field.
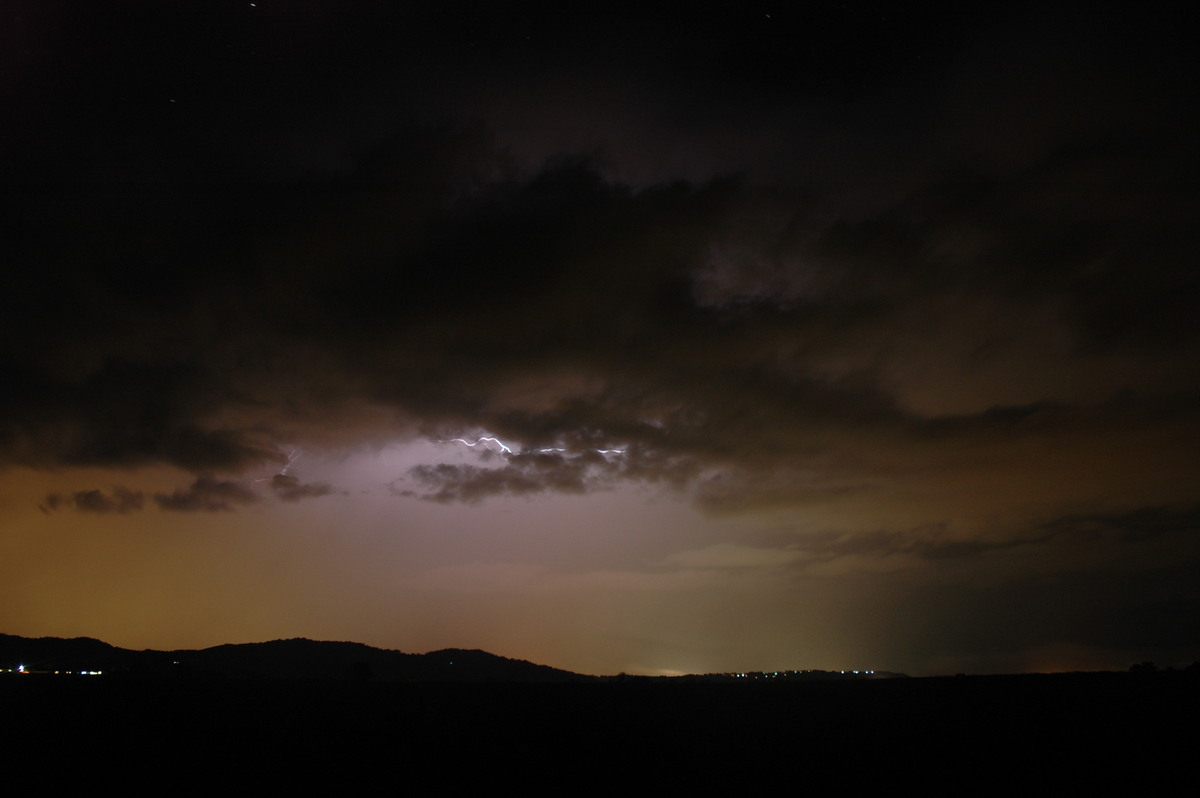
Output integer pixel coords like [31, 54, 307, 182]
[4, 672, 1195, 791]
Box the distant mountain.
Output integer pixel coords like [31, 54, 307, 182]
[0, 633, 587, 682]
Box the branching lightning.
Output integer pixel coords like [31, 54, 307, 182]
[255, 448, 304, 483]
[280, 448, 303, 475]
[442, 436, 624, 457]
[445, 436, 513, 454]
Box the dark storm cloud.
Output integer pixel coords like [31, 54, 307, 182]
[404, 449, 632, 504]
[3, 3, 1198, 529]
[6, 145, 1198, 514]
[39, 474, 335, 514]
[1040, 505, 1200, 545]
[40, 487, 144, 515]
[0, 354, 278, 473]
[783, 505, 1200, 566]
[154, 476, 258, 513]
[268, 474, 335, 503]
[407, 462, 583, 504]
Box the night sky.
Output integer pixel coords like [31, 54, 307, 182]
[4, 2, 1199, 676]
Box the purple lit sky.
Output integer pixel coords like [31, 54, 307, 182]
[3, 3, 1199, 675]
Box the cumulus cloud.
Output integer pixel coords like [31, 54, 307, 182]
[267, 473, 336, 503]
[40, 487, 145, 515]
[154, 476, 258, 513]
[2, 4, 1196, 532]
[405, 450, 617, 503]
[38, 473, 337, 515]
[9, 145, 1198, 521]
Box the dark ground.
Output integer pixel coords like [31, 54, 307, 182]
[3, 672, 1195, 791]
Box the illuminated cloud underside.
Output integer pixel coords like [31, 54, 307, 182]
[2, 4, 1198, 676]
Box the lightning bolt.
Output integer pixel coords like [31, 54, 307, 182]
[255, 448, 304, 482]
[443, 437, 625, 457]
[444, 436, 514, 454]
[280, 448, 303, 475]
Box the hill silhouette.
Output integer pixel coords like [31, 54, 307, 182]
[3, 633, 1197, 791]
[0, 633, 585, 682]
